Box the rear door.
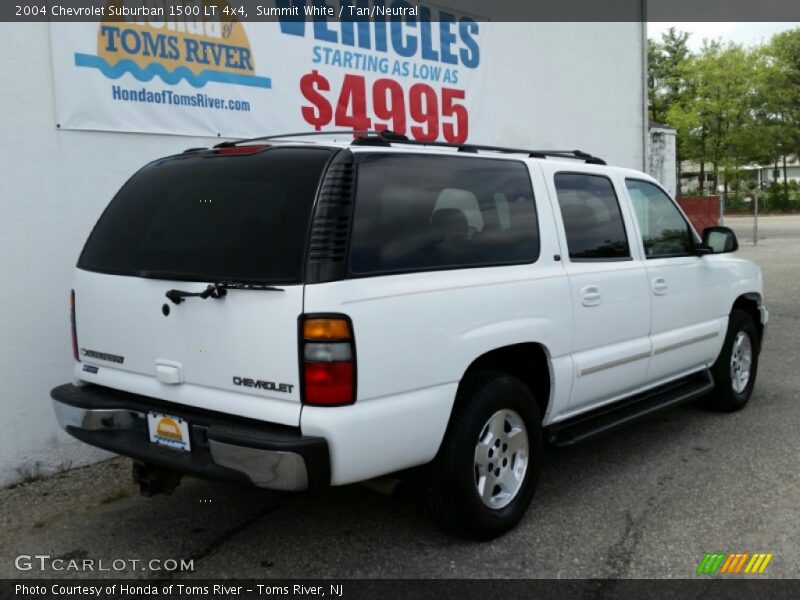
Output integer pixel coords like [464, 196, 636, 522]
[73, 146, 335, 426]
[543, 167, 652, 414]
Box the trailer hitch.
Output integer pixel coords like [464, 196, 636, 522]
[132, 461, 183, 497]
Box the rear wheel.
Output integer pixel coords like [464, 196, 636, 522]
[426, 372, 543, 540]
[706, 309, 760, 412]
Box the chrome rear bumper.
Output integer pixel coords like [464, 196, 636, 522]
[51, 384, 329, 491]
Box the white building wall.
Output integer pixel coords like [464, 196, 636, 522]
[0, 21, 645, 486]
[490, 23, 645, 170]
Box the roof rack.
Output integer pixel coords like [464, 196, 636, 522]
[210, 130, 606, 165]
[351, 131, 607, 164]
[213, 130, 378, 148]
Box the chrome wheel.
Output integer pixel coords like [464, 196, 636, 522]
[474, 409, 529, 509]
[730, 331, 753, 394]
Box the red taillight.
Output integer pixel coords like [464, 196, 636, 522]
[70, 289, 79, 361]
[304, 362, 354, 406]
[301, 316, 355, 406]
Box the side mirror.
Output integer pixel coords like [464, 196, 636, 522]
[702, 226, 739, 254]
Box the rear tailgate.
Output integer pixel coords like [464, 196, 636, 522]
[73, 271, 304, 426]
[72, 146, 336, 426]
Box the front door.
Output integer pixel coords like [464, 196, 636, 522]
[623, 178, 727, 382]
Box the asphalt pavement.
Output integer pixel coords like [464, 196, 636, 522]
[1, 215, 798, 580]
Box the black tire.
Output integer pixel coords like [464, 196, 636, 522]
[426, 371, 543, 540]
[705, 309, 760, 412]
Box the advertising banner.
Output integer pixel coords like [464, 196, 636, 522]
[49, 1, 492, 141]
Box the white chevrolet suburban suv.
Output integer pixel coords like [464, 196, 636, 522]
[52, 131, 767, 539]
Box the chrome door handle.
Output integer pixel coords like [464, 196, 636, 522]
[653, 277, 668, 295]
[581, 285, 601, 307]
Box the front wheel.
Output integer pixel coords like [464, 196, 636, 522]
[426, 372, 543, 540]
[706, 309, 760, 412]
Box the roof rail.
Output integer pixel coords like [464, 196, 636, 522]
[211, 129, 606, 165]
[350, 131, 607, 165]
[213, 130, 378, 148]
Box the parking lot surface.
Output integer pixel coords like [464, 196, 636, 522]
[1, 215, 798, 579]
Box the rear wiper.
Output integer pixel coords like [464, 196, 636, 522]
[215, 281, 285, 292]
[165, 282, 284, 304]
[165, 284, 225, 304]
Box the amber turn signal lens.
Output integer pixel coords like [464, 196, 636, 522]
[303, 318, 351, 341]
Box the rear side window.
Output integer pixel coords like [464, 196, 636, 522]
[349, 154, 539, 275]
[78, 148, 333, 284]
[554, 173, 631, 261]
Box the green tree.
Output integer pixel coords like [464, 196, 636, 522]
[666, 41, 762, 195]
[648, 27, 800, 200]
[761, 28, 800, 201]
[648, 28, 691, 125]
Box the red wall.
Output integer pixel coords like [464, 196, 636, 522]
[677, 196, 720, 233]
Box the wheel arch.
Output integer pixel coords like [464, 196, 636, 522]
[732, 292, 764, 346]
[457, 343, 552, 422]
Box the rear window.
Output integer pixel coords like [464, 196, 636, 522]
[349, 153, 539, 275]
[78, 148, 333, 284]
[553, 173, 631, 261]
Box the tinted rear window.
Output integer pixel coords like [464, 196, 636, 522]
[349, 153, 539, 275]
[554, 173, 631, 260]
[78, 148, 333, 284]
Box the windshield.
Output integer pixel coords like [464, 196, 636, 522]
[78, 147, 333, 284]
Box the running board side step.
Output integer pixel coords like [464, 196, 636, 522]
[545, 370, 715, 448]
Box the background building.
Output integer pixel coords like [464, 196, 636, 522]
[680, 159, 800, 196]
